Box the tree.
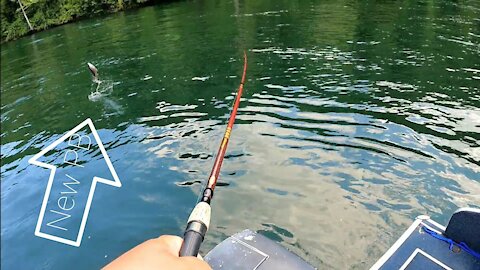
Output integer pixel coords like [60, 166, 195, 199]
[17, 0, 33, 30]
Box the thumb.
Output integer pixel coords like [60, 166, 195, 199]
[156, 235, 183, 256]
[157, 235, 205, 260]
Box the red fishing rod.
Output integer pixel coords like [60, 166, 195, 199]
[180, 52, 248, 257]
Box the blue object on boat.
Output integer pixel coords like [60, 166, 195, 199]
[423, 226, 480, 260]
[445, 208, 480, 255]
[371, 208, 480, 270]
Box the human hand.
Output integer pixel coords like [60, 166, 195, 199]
[103, 235, 212, 270]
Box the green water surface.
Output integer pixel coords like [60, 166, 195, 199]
[1, 0, 479, 269]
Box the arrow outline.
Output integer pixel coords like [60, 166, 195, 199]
[29, 118, 121, 247]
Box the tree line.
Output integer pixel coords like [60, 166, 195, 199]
[1, 0, 156, 42]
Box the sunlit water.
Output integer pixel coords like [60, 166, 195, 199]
[1, 0, 479, 269]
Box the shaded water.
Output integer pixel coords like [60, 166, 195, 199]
[1, 0, 479, 269]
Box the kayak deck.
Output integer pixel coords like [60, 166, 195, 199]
[205, 229, 315, 270]
[371, 213, 480, 270]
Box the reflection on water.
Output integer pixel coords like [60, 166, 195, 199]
[1, 0, 479, 269]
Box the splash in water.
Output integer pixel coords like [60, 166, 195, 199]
[88, 80, 113, 101]
[86, 62, 114, 101]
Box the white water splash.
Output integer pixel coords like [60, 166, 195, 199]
[88, 80, 114, 101]
[192, 76, 210, 81]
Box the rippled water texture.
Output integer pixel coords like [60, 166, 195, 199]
[1, 0, 479, 269]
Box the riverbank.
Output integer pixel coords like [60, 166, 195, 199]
[1, 0, 166, 42]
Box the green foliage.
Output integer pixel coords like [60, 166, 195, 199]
[1, 0, 154, 42]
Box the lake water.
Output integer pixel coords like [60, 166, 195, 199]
[1, 0, 479, 269]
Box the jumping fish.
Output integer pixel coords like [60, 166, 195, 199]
[87, 62, 100, 83]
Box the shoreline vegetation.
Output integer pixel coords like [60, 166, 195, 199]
[1, 0, 162, 43]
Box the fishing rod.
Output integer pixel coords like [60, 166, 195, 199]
[179, 52, 248, 257]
